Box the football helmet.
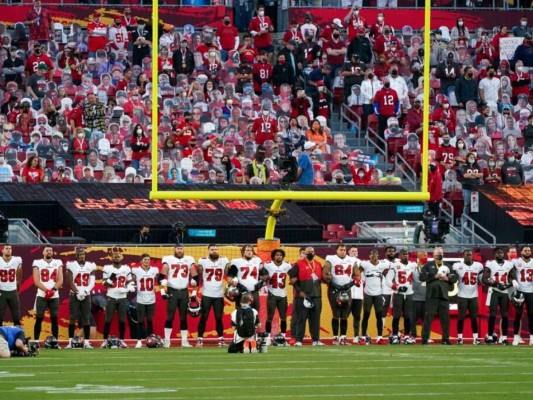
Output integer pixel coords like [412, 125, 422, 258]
[437, 265, 450, 275]
[303, 296, 314, 309]
[44, 336, 59, 349]
[336, 291, 351, 307]
[188, 295, 201, 317]
[512, 291, 525, 307]
[389, 335, 401, 345]
[485, 333, 498, 344]
[71, 335, 84, 349]
[273, 334, 286, 346]
[224, 285, 240, 302]
[106, 336, 122, 349]
[146, 334, 164, 348]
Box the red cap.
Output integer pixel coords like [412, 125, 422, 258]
[235, 171, 243, 177]
[316, 80, 324, 86]
[208, 134, 218, 140]
[505, 151, 514, 157]
[93, 11, 101, 17]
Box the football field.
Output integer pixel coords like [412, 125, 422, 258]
[1, 345, 533, 400]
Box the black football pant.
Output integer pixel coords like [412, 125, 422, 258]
[513, 292, 533, 335]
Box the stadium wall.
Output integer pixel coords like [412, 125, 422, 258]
[0, 6, 526, 30]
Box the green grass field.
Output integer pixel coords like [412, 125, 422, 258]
[1, 345, 533, 400]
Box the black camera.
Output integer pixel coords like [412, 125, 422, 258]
[423, 215, 450, 244]
[277, 155, 298, 189]
[173, 221, 185, 232]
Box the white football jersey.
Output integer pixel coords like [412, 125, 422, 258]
[108, 26, 129, 50]
[66, 260, 97, 293]
[453, 261, 483, 298]
[162, 255, 196, 290]
[131, 266, 159, 304]
[198, 256, 229, 298]
[485, 260, 513, 293]
[0, 256, 22, 291]
[387, 261, 416, 295]
[264, 261, 292, 297]
[33, 258, 63, 298]
[513, 257, 533, 293]
[360, 260, 386, 296]
[325, 255, 357, 286]
[350, 257, 363, 299]
[381, 258, 399, 295]
[103, 264, 132, 299]
[231, 256, 263, 292]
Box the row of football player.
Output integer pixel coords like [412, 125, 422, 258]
[2, 243, 533, 348]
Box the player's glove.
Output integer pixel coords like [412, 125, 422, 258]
[127, 282, 136, 293]
[254, 280, 266, 291]
[512, 280, 519, 290]
[45, 289, 56, 300]
[160, 288, 169, 300]
[398, 286, 408, 293]
[354, 277, 361, 287]
[391, 282, 399, 291]
[76, 291, 86, 301]
[106, 273, 117, 286]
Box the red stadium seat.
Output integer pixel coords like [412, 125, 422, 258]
[337, 230, 357, 240]
[326, 224, 346, 232]
[333, 87, 344, 107]
[351, 224, 360, 234]
[322, 230, 337, 241]
[444, 191, 464, 219]
[367, 114, 378, 132]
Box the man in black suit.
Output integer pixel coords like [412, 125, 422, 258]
[172, 39, 194, 75]
[420, 246, 457, 345]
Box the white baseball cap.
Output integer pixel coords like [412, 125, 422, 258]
[333, 18, 343, 28]
[304, 141, 316, 150]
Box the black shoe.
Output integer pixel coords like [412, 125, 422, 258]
[441, 340, 452, 345]
[422, 340, 429, 345]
